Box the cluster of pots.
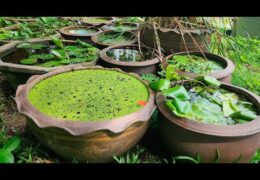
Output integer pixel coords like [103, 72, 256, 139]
[0, 17, 259, 163]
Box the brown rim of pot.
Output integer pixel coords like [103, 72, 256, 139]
[156, 81, 260, 137]
[59, 25, 103, 37]
[100, 44, 160, 67]
[101, 22, 139, 31]
[15, 66, 156, 136]
[91, 30, 138, 47]
[0, 39, 99, 74]
[162, 51, 235, 80]
[4, 17, 36, 22]
[81, 17, 114, 26]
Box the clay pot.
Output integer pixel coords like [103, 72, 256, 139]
[81, 17, 114, 26]
[156, 81, 260, 163]
[99, 44, 160, 75]
[163, 51, 235, 83]
[4, 17, 36, 23]
[59, 25, 102, 44]
[0, 39, 99, 89]
[101, 23, 139, 32]
[15, 66, 156, 162]
[140, 26, 213, 55]
[91, 30, 138, 49]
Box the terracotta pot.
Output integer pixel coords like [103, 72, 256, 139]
[99, 44, 160, 75]
[101, 23, 139, 32]
[59, 25, 102, 44]
[163, 51, 235, 83]
[140, 26, 213, 55]
[15, 66, 156, 162]
[156, 81, 260, 163]
[0, 39, 99, 89]
[81, 17, 114, 26]
[91, 30, 138, 49]
[4, 17, 36, 23]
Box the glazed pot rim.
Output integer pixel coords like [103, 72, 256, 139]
[81, 17, 114, 26]
[59, 25, 102, 37]
[0, 39, 99, 74]
[101, 22, 139, 31]
[156, 81, 260, 137]
[15, 66, 156, 136]
[100, 44, 160, 67]
[91, 30, 138, 47]
[163, 51, 235, 80]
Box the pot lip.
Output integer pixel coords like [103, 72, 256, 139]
[81, 17, 114, 26]
[156, 81, 260, 137]
[0, 39, 99, 74]
[91, 30, 138, 47]
[100, 44, 160, 67]
[59, 25, 102, 37]
[163, 51, 235, 79]
[15, 66, 156, 136]
[101, 22, 139, 31]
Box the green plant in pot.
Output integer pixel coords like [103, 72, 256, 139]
[15, 66, 156, 163]
[101, 22, 139, 32]
[152, 65, 260, 163]
[0, 38, 100, 89]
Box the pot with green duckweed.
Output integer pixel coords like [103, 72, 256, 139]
[59, 25, 102, 43]
[163, 51, 235, 83]
[101, 22, 139, 32]
[155, 78, 260, 163]
[99, 44, 160, 75]
[91, 30, 138, 48]
[0, 39, 100, 89]
[15, 66, 156, 162]
[82, 17, 114, 26]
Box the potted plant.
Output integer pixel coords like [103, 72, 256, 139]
[101, 22, 139, 32]
[163, 51, 235, 83]
[59, 25, 102, 43]
[0, 38, 100, 89]
[81, 17, 114, 26]
[151, 66, 260, 162]
[91, 30, 138, 48]
[15, 66, 156, 162]
[140, 17, 213, 55]
[99, 44, 160, 75]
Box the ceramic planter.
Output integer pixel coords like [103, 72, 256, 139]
[99, 44, 160, 75]
[163, 51, 235, 83]
[0, 39, 99, 89]
[15, 66, 156, 162]
[59, 25, 102, 44]
[156, 81, 260, 163]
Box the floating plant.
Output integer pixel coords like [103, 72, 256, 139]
[28, 69, 149, 121]
[96, 31, 136, 45]
[167, 55, 224, 74]
[68, 28, 98, 35]
[102, 23, 138, 32]
[82, 17, 113, 24]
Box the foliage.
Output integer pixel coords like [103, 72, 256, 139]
[113, 146, 145, 163]
[97, 31, 135, 45]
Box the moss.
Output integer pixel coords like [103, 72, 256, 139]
[28, 69, 149, 122]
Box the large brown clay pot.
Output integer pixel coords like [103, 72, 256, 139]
[156, 81, 260, 163]
[99, 44, 160, 75]
[0, 39, 99, 89]
[140, 26, 212, 55]
[163, 51, 235, 83]
[59, 25, 102, 44]
[15, 66, 156, 163]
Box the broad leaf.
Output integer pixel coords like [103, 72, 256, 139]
[20, 58, 37, 65]
[16, 43, 47, 50]
[203, 76, 221, 87]
[162, 85, 190, 100]
[0, 150, 14, 163]
[230, 111, 257, 121]
[51, 37, 64, 49]
[222, 100, 238, 116]
[150, 79, 170, 91]
[171, 98, 192, 114]
[29, 54, 55, 60]
[3, 136, 20, 152]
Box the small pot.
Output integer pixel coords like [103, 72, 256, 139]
[163, 51, 235, 83]
[91, 30, 138, 49]
[0, 39, 99, 89]
[101, 23, 139, 32]
[59, 25, 102, 44]
[81, 17, 114, 26]
[156, 81, 260, 163]
[15, 66, 156, 162]
[99, 44, 160, 75]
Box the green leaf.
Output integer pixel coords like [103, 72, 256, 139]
[203, 76, 221, 87]
[171, 98, 192, 114]
[222, 100, 238, 116]
[51, 37, 64, 49]
[51, 50, 63, 58]
[16, 43, 47, 50]
[150, 79, 170, 91]
[230, 111, 257, 121]
[64, 45, 79, 52]
[58, 59, 71, 65]
[166, 64, 178, 80]
[174, 156, 199, 163]
[39, 61, 61, 67]
[173, 55, 189, 63]
[3, 136, 20, 152]
[0, 150, 14, 163]
[20, 58, 38, 65]
[76, 39, 92, 48]
[29, 54, 55, 60]
[162, 85, 190, 100]
[70, 58, 87, 63]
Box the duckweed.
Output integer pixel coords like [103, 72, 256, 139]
[28, 69, 149, 122]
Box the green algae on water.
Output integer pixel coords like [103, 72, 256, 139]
[69, 28, 98, 35]
[28, 69, 149, 122]
[97, 32, 134, 45]
[83, 17, 111, 24]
